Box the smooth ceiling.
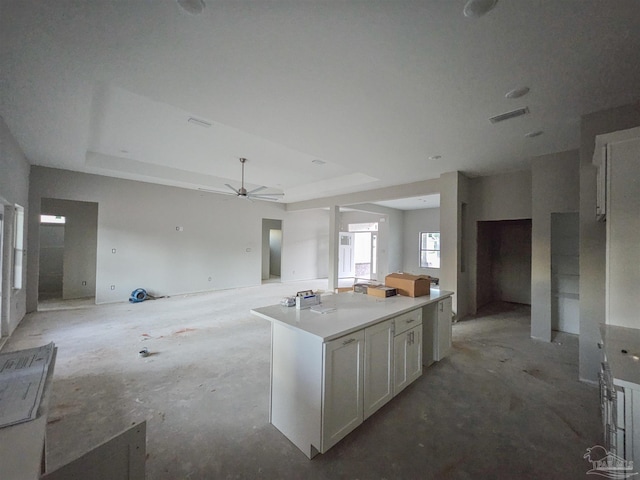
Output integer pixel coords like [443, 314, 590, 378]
[1, 0, 639, 205]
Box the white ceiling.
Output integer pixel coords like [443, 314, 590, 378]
[374, 194, 440, 211]
[2, 1, 640, 207]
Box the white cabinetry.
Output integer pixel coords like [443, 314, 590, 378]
[393, 309, 423, 395]
[363, 319, 394, 419]
[422, 296, 453, 364]
[600, 325, 640, 470]
[322, 330, 365, 451]
[253, 291, 454, 458]
[435, 297, 453, 361]
[594, 126, 640, 329]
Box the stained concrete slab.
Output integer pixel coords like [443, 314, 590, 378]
[3, 283, 601, 479]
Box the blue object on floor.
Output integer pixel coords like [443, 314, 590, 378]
[129, 288, 148, 303]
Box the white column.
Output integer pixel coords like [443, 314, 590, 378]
[328, 205, 339, 291]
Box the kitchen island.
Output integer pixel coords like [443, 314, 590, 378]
[251, 288, 453, 458]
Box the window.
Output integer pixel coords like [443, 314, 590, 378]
[419, 232, 440, 269]
[41, 214, 66, 224]
[14, 204, 24, 289]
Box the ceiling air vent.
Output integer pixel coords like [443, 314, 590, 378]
[489, 107, 530, 124]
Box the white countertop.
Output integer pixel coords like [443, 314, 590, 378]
[251, 289, 454, 342]
[601, 324, 640, 389]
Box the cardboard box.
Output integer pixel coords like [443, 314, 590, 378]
[366, 286, 397, 298]
[353, 283, 373, 294]
[385, 273, 431, 297]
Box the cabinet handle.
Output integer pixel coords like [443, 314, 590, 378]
[406, 318, 415, 324]
[342, 338, 356, 346]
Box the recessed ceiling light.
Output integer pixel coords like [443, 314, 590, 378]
[428, 155, 442, 160]
[312, 159, 326, 165]
[177, 0, 205, 15]
[463, 0, 498, 18]
[525, 130, 544, 138]
[505, 86, 530, 99]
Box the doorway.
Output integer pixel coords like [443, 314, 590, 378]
[551, 212, 579, 334]
[476, 219, 532, 309]
[339, 223, 378, 282]
[38, 199, 98, 310]
[262, 219, 282, 283]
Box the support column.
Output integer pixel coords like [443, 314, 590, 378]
[328, 205, 339, 292]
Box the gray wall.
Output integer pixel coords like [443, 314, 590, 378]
[530, 150, 580, 341]
[579, 103, 640, 383]
[28, 167, 329, 307]
[402, 208, 440, 278]
[41, 198, 99, 300]
[0, 116, 30, 336]
[38, 224, 64, 299]
[440, 172, 472, 319]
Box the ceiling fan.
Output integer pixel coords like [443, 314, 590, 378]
[224, 158, 284, 201]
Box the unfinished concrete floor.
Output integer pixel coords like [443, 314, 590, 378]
[4, 282, 601, 479]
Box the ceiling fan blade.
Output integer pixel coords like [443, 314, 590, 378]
[247, 185, 267, 195]
[249, 194, 284, 201]
[252, 192, 284, 197]
[224, 183, 240, 195]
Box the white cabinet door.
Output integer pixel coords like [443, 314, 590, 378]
[604, 133, 640, 329]
[364, 319, 394, 419]
[436, 297, 452, 361]
[321, 330, 365, 453]
[394, 325, 423, 395]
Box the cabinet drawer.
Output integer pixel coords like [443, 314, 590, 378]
[394, 309, 422, 335]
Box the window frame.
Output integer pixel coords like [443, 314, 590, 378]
[419, 231, 440, 269]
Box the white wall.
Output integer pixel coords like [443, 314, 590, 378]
[531, 150, 579, 341]
[281, 209, 329, 281]
[0, 116, 30, 336]
[28, 167, 328, 306]
[579, 104, 640, 383]
[402, 208, 440, 278]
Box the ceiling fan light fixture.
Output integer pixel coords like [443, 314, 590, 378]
[505, 86, 530, 99]
[224, 158, 284, 202]
[463, 0, 498, 18]
[177, 0, 205, 15]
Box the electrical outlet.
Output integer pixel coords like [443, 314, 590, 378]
[82, 281, 87, 286]
[110, 285, 115, 290]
